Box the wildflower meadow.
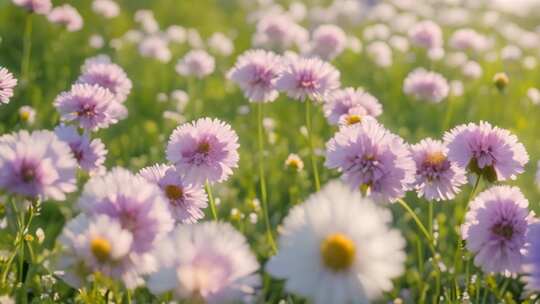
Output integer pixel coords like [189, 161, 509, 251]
[2, 0, 540, 303]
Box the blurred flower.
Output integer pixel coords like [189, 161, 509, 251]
[522, 221, 540, 292]
[176, 50, 215, 79]
[267, 180, 405, 304]
[148, 222, 260, 303]
[167, 118, 239, 184]
[171, 89, 189, 111]
[139, 164, 208, 224]
[81, 54, 111, 71]
[308, 24, 346, 60]
[536, 161, 540, 190]
[450, 80, 464, 97]
[366, 41, 392, 68]
[139, 36, 171, 63]
[444, 121, 528, 182]
[462, 186, 532, 274]
[323, 87, 382, 125]
[78, 60, 132, 103]
[54, 125, 107, 175]
[276, 56, 340, 101]
[389, 35, 409, 53]
[92, 0, 119, 19]
[18, 105, 35, 125]
[523, 56, 537, 70]
[78, 167, 173, 253]
[325, 118, 415, 202]
[527, 88, 540, 105]
[166, 25, 186, 44]
[450, 29, 489, 53]
[12, 0, 51, 14]
[57, 214, 142, 288]
[410, 138, 467, 201]
[208, 32, 234, 56]
[54, 84, 127, 131]
[88, 34, 105, 49]
[47, 4, 83, 32]
[461, 61, 482, 79]
[0, 67, 17, 104]
[408, 20, 443, 50]
[135, 10, 159, 34]
[285, 153, 304, 172]
[187, 28, 205, 48]
[363, 24, 390, 41]
[227, 49, 283, 103]
[493, 72, 509, 91]
[403, 68, 449, 103]
[252, 14, 308, 51]
[0, 130, 77, 201]
[501, 45, 522, 62]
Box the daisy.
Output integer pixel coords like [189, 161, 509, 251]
[166, 118, 240, 185]
[54, 84, 127, 131]
[267, 180, 406, 304]
[227, 49, 283, 103]
[276, 56, 340, 102]
[77, 167, 174, 253]
[0, 130, 77, 201]
[0, 67, 17, 104]
[18, 105, 36, 125]
[54, 125, 107, 175]
[323, 87, 382, 125]
[147, 222, 260, 303]
[325, 119, 416, 202]
[176, 50, 215, 79]
[403, 68, 449, 103]
[444, 121, 529, 181]
[410, 138, 467, 201]
[462, 186, 532, 274]
[139, 164, 208, 224]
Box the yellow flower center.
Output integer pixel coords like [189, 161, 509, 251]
[197, 141, 211, 154]
[91, 237, 112, 262]
[345, 114, 362, 125]
[320, 233, 356, 272]
[165, 184, 184, 200]
[424, 151, 446, 166]
[20, 111, 30, 121]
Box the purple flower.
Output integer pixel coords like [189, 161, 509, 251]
[0, 130, 77, 200]
[444, 121, 529, 181]
[175, 50, 215, 79]
[78, 61, 132, 103]
[12, 0, 51, 14]
[325, 119, 416, 202]
[92, 0, 120, 19]
[403, 68, 449, 103]
[227, 49, 283, 103]
[276, 57, 340, 101]
[323, 87, 382, 125]
[408, 20, 443, 50]
[139, 164, 208, 224]
[450, 28, 489, 53]
[0, 67, 17, 104]
[410, 138, 467, 201]
[78, 168, 174, 253]
[166, 118, 239, 185]
[523, 222, 540, 292]
[462, 185, 532, 274]
[308, 24, 347, 60]
[253, 14, 308, 51]
[54, 84, 127, 131]
[138, 36, 172, 63]
[47, 4, 83, 32]
[55, 125, 107, 175]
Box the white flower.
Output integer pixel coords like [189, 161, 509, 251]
[267, 180, 406, 304]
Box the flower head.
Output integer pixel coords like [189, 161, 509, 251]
[403, 68, 449, 103]
[0, 67, 17, 104]
[78, 61, 132, 103]
[276, 56, 340, 101]
[227, 49, 283, 103]
[410, 138, 467, 201]
[523, 222, 540, 292]
[12, 0, 51, 14]
[148, 222, 260, 303]
[47, 4, 83, 32]
[267, 180, 405, 304]
[325, 119, 415, 202]
[92, 0, 120, 19]
[450, 28, 489, 53]
[18, 105, 36, 125]
[253, 14, 308, 51]
[55, 125, 107, 175]
[323, 87, 382, 125]
[0, 130, 77, 200]
[462, 186, 532, 274]
[176, 50, 215, 79]
[408, 20, 443, 50]
[308, 24, 347, 60]
[139, 164, 208, 224]
[444, 121, 528, 181]
[54, 84, 127, 131]
[167, 118, 239, 185]
[138, 36, 172, 63]
[78, 168, 174, 253]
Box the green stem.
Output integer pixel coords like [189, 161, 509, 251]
[205, 181, 218, 220]
[21, 14, 33, 85]
[428, 202, 433, 238]
[305, 101, 321, 191]
[397, 199, 433, 246]
[256, 102, 277, 253]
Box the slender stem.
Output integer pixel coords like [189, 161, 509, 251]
[305, 101, 320, 191]
[21, 14, 33, 84]
[397, 199, 433, 246]
[428, 202, 433, 238]
[126, 290, 132, 304]
[256, 102, 277, 253]
[205, 181, 218, 220]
